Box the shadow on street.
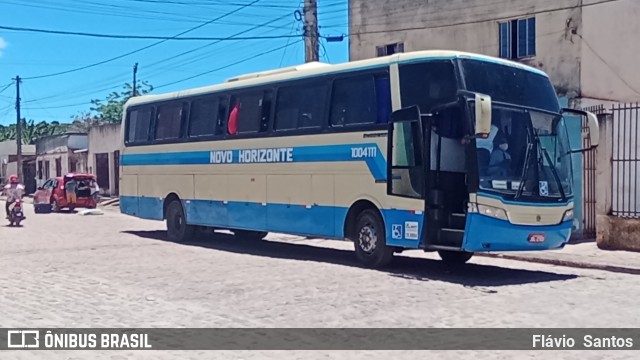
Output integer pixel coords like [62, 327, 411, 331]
[123, 230, 579, 288]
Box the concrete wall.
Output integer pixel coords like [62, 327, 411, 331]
[88, 123, 122, 196]
[36, 134, 87, 155]
[581, 0, 640, 102]
[349, 0, 583, 97]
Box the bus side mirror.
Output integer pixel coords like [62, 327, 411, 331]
[561, 108, 600, 151]
[474, 93, 492, 137]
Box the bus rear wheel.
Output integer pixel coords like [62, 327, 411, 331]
[353, 209, 393, 268]
[234, 230, 268, 241]
[438, 250, 473, 265]
[166, 200, 195, 243]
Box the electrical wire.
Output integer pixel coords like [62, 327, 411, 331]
[0, 25, 300, 41]
[154, 40, 303, 89]
[22, 12, 294, 106]
[21, 0, 264, 80]
[348, 0, 624, 36]
[579, 34, 640, 96]
[0, 82, 14, 95]
[280, 0, 303, 67]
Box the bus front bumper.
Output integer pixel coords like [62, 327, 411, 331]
[462, 213, 572, 252]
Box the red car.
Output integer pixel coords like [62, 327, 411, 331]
[35, 173, 98, 212]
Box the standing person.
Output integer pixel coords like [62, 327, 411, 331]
[3, 175, 25, 219]
[65, 177, 78, 209]
[90, 179, 100, 202]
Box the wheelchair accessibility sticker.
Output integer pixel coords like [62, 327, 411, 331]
[392, 224, 403, 239]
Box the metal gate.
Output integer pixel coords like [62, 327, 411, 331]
[611, 103, 640, 218]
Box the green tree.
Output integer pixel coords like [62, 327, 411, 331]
[0, 119, 68, 144]
[90, 81, 153, 123]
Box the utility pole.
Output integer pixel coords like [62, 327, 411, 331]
[303, 0, 319, 62]
[14, 76, 23, 184]
[132, 63, 139, 97]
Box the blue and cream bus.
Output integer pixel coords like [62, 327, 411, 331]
[119, 50, 599, 267]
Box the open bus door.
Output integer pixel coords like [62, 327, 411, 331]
[387, 105, 434, 248]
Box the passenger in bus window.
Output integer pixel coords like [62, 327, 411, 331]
[228, 100, 239, 135]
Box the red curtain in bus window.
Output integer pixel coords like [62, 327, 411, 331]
[228, 101, 239, 135]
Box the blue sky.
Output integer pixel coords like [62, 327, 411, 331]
[0, 0, 348, 125]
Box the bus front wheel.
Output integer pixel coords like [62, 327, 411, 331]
[438, 250, 473, 265]
[353, 209, 394, 268]
[166, 200, 195, 243]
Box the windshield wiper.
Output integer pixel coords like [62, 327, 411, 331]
[539, 143, 567, 201]
[515, 134, 534, 200]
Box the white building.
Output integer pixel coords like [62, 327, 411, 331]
[0, 140, 36, 191]
[349, 0, 640, 106]
[88, 123, 122, 196]
[35, 133, 88, 187]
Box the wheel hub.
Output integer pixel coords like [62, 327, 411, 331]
[358, 225, 377, 253]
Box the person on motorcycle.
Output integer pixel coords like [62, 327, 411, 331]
[3, 175, 25, 219]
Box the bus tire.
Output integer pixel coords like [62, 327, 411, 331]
[438, 250, 473, 265]
[166, 200, 195, 243]
[353, 209, 393, 268]
[234, 230, 268, 241]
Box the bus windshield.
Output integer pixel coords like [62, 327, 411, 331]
[459, 59, 572, 201]
[475, 106, 573, 201]
[460, 59, 560, 113]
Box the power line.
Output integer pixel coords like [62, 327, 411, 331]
[280, 2, 303, 67]
[118, 0, 295, 8]
[0, 25, 300, 41]
[0, 82, 14, 95]
[155, 40, 303, 89]
[23, 12, 293, 106]
[22, 0, 264, 80]
[348, 0, 623, 37]
[142, 12, 293, 76]
[579, 34, 640, 96]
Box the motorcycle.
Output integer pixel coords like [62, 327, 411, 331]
[8, 199, 25, 226]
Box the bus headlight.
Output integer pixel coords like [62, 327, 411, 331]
[477, 204, 509, 221]
[562, 208, 574, 222]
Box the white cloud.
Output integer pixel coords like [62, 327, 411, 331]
[0, 37, 7, 57]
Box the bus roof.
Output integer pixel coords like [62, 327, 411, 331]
[125, 50, 548, 108]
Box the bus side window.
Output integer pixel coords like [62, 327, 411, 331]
[155, 102, 184, 140]
[127, 107, 153, 143]
[217, 96, 228, 135]
[275, 81, 328, 131]
[229, 91, 270, 134]
[330, 75, 377, 127]
[189, 97, 218, 137]
[375, 76, 392, 124]
[260, 90, 273, 132]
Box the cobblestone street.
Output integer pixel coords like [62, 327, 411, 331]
[1, 204, 639, 359]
